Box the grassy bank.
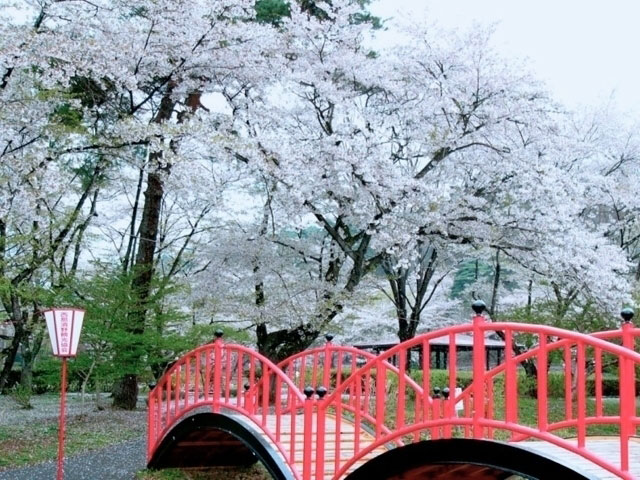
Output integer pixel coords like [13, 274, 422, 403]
[0, 408, 146, 470]
[137, 465, 271, 480]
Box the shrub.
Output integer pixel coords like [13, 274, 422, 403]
[11, 385, 33, 410]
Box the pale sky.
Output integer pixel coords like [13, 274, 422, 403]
[372, 0, 640, 115]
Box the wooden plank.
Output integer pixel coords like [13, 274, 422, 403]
[520, 438, 640, 480]
[244, 413, 640, 479]
[255, 413, 387, 479]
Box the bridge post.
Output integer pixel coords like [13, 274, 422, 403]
[212, 330, 224, 413]
[315, 386, 328, 479]
[619, 308, 635, 472]
[471, 300, 486, 438]
[323, 334, 333, 390]
[302, 386, 315, 480]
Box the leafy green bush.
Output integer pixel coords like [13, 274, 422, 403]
[11, 385, 33, 410]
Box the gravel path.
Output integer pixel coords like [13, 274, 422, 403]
[0, 437, 146, 480]
[0, 393, 146, 426]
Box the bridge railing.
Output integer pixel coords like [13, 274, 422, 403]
[275, 337, 427, 414]
[147, 333, 307, 478]
[317, 312, 640, 480]
[277, 337, 379, 399]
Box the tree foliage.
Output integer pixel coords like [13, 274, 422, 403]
[0, 1, 636, 396]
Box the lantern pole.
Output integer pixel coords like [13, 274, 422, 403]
[57, 356, 68, 480]
[43, 307, 85, 480]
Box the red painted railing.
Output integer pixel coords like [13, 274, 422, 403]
[148, 313, 640, 480]
[147, 335, 309, 479]
[320, 315, 640, 479]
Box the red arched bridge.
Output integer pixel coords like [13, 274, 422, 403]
[147, 305, 640, 479]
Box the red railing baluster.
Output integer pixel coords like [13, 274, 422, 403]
[350, 354, 356, 407]
[323, 339, 331, 389]
[224, 350, 232, 402]
[302, 393, 314, 480]
[248, 357, 255, 415]
[576, 343, 586, 447]
[312, 352, 318, 390]
[194, 352, 200, 403]
[315, 400, 326, 479]
[619, 320, 635, 472]
[472, 314, 486, 438]
[375, 361, 386, 438]
[275, 375, 282, 441]
[299, 356, 307, 393]
[156, 386, 162, 442]
[354, 375, 361, 453]
[174, 363, 181, 417]
[335, 390, 342, 474]
[204, 347, 211, 402]
[261, 366, 269, 425]
[446, 332, 456, 438]
[237, 352, 243, 408]
[337, 351, 343, 392]
[486, 378, 494, 439]
[432, 396, 441, 440]
[504, 329, 517, 436]
[594, 347, 603, 417]
[184, 357, 191, 409]
[564, 346, 572, 421]
[397, 349, 406, 430]
[289, 395, 296, 465]
[422, 339, 430, 430]
[538, 334, 548, 432]
[213, 342, 222, 412]
[363, 368, 370, 411]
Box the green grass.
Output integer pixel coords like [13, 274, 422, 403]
[137, 465, 271, 480]
[0, 410, 146, 470]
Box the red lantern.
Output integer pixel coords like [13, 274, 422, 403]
[43, 308, 85, 480]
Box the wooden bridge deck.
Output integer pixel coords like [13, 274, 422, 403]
[259, 413, 639, 479]
[523, 438, 640, 480]
[262, 414, 387, 479]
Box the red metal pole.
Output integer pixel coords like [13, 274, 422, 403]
[302, 392, 314, 480]
[472, 313, 485, 438]
[619, 320, 635, 472]
[57, 356, 68, 480]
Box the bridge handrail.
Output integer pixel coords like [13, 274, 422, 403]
[148, 318, 639, 480]
[152, 341, 305, 403]
[455, 324, 640, 405]
[317, 320, 639, 478]
[460, 322, 640, 398]
[321, 324, 473, 406]
[148, 338, 308, 474]
[277, 342, 426, 400]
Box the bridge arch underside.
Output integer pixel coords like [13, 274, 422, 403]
[345, 439, 598, 480]
[147, 412, 292, 480]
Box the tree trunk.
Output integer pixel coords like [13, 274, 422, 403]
[0, 295, 26, 392]
[112, 170, 164, 409]
[112, 86, 175, 409]
[256, 323, 320, 364]
[18, 319, 44, 392]
[0, 324, 23, 392]
[489, 249, 501, 317]
[112, 374, 139, 410]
